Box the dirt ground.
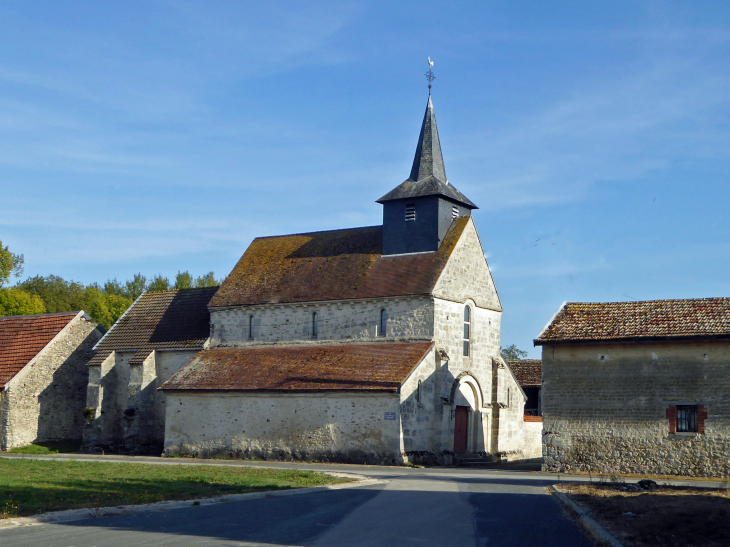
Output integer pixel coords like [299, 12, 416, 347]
[559, 482, 730, 547]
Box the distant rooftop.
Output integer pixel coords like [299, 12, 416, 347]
[535, 298, 730, 344]
[507, 359, 541, 386]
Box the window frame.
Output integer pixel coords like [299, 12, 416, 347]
[463, 305, 471, 357]
[379, 309, 387, 336]
[248, 315, 254, 340]
[312, 311, 318, 339]
[677, 405, 699, 433]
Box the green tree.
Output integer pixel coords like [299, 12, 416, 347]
[103, 278, 125, 296]
[194, 271, 219, 287]
[0, 288, 46, 317]
[501, 344, 528, 361]
[0, 241, 24, 287]
[174, 270, 193, 289]
[18, 275, 86, 313]
[124, 274, 147, 300]
[148, 275, 171, 292]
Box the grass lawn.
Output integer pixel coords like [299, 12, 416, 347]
[0, 459, 349, 519]
[8, 441, 81, 455]
[559, 482, 730, 547]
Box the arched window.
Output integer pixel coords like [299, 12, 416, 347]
[507, 388, 510, 408]
[312, 312, 318, 339]
[417, 379, 422, 403]
[463, 305, 471, 357]
[379, 309, 387, 336]
[248, 315, 254, 339]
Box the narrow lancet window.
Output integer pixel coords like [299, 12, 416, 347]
[379, 309, 387, 336]
[312, 312, 318, 339]
[417, 379, 422, 403]
[248, 315, 254, 339]
[463, 305, 471, 357]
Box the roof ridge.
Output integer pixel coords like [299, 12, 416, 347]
[254, 225, 381, 241]
[566, 297, 730, 306]
[0, 311, 80, 321]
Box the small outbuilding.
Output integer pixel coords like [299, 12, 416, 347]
[0, 311, 102, 451]
[536, 298, 730, 477]
[507, 359, 542, 416]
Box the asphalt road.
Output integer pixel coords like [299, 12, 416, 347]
[0, 460, 593, 547]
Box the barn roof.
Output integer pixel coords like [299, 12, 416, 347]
[507, 359, 541, 387]
[535, 298, 730, 345]
[159, 342, 434, 392]
[89, 287, 217, 366]
[209, 216, 470, 308]
[0, 312, 80, 387]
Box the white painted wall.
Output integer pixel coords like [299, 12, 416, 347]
[164, 391, 402, 464]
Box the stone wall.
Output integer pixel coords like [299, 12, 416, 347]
[542, 340, 730, 477]
[163, 391, 402, 464]
[2, 316, 101, 450]
[83, 348, 199, 454]
[209, 295, 433, 347]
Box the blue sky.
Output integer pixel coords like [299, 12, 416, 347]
[2, 1, 730, 356]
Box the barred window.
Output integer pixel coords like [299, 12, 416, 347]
[677, 405, 698, 433]
[405, 204, 416, 221]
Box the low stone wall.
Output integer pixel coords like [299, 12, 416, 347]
[164, 391, 403, 465]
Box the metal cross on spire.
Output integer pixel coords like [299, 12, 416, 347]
[425, 57, 436, 94]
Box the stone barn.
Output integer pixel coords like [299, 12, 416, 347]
[82, 287, 217, 453]
[536, 298, 730, 477]
[0, 311, 102, 451]
[160, 95, 539, 465]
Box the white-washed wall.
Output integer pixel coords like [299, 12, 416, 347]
[210, 296, 433, 347]
[164, 391, 402, 464]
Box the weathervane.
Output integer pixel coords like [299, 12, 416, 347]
[425, 57, 436, 94]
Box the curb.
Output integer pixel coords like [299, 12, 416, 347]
[549, 485, 623, 547]
[0, 472, 383, 531]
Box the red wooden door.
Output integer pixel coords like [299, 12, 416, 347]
[454, 406, 469, 454]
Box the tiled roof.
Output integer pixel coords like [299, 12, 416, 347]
[507, 359, 542, 386]
[90, 287, 217, 366]
[160, 342, 434, 392]
[0, 312, 79, 387]
[209, 217, 469, 308]
[535, 298, 730, 344]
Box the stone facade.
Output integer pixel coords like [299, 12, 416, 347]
[164, 391, 402, 464]
[1, 316, 101, 451]
[541, 340, 730, 477]
[83, 348, 200, 453]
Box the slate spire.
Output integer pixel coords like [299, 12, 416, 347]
[409, 95, 447, 183]
[377, 95, 477, 209]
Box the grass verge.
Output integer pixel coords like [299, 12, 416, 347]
[0, 459, 350, 518]
[558, 482, 730, 547]
[9, 441, 80, 455]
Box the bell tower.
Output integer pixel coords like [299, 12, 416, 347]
[377, 94, 477, 256]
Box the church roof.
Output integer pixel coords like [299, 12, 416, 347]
[507, 359, 542, 387]
[160, 342, 434, 392]
[89, 287, 217, 366]
[535, 298, 730, 345]
[208, 216, 470, 308]
[0, 312, 80, 387]
[377, 96, 477, 209]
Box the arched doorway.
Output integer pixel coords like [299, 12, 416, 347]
[452, 377, 480, 454]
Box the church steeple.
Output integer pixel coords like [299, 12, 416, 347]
[409, 95, 447, 184]
[377, 94, 477, 256]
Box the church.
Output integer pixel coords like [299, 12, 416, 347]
[157, 94, 540, 465]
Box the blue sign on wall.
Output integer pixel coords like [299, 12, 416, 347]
[384, 412, 396, 420]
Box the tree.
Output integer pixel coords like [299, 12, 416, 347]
[174, 270, 193, 289]
[501, 344, 528, 361]
[0, 241, 24, 287]
[124, 274, 147, 300]
[0, 288, 45, 317]
[148, 275, 171, 292]
[103, 278, 125, 296]
[18, 275, 86, 313]
[194, 271, 219, 287]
